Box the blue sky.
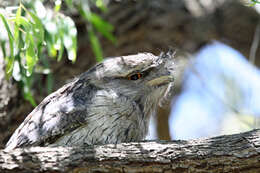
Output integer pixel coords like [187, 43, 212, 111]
[169, 41, 260, 139]
[145, 41, 260, 140]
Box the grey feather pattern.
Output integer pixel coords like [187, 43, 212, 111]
[5, 52, 175, 150]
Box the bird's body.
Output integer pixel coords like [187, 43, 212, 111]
[5, 51, 174, 150]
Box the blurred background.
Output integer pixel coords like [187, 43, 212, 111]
[0, 0, 260, 148]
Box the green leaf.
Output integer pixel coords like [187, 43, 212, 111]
[78, 4, 107, 62]
[55, 0, 62, 12]
[45, 32, 57, 57]
[1, 41, 6, 58]
[61, 17, 77, 62]
[47, 73, 53, 94]
[14, 5, 30, 49]
[23, 88, 36, 106]
[88, 28, 103, 62]
[28, 10, 44, 43]
[90, 13, 116, 43]
[56, 18, 65, 61]
[25, 33, 37, 76]
[14, 5, 30, 30]
[0, 14, 14, 56]
[57, 39, 64, 61]
[77, 3, 91, 21]
[95, 0, 107, 12]
[0, 13, 15, 75]
[21, 74, 36, 106]
[49, 44, 57, 57]
[15, 16, 31, 29]
[21, 75, 36, 106]
[16, 4, 22, 22]
[14, 17, 31, 50]
[4, 56, 15, 79]
[14, 22, 20, 48]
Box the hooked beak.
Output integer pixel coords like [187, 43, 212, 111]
[147, 75, 174, 87]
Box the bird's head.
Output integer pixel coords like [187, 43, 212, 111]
[83, 51, 175, 114]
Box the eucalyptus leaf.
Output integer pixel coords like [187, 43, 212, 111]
[25, 32, 37, 76]
[28, 10, 44, 43]
[88, 27, 103, 62]
[64, 17, 77, 62]
[0, 13, 15, 75]
[23, 88, 36, 106]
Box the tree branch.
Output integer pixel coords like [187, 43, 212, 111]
[1, 129, 260, 173]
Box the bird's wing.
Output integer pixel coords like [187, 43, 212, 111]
[5, 78, 145, 150]
[5, 78, 93, 150]
[51, 87, 146, 146]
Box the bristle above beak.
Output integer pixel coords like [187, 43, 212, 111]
[147, 75, 174, 87]
[160, 48, 176, 59]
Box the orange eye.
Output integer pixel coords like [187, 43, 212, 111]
[128, 73, 142, 80]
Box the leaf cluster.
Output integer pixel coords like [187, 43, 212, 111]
[0, 0, 115, 105]
[250, 0, 260, 5]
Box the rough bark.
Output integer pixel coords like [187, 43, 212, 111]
[1, 1, 260, 171]
[1, 129, 260, 173]
[1, 0, 260, 149]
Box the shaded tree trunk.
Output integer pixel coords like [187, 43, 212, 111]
[0, 0, 259, 155]
[1, 1, 260, 172]
[1, 129, 260, 173]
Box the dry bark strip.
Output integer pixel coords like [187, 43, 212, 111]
[1, 0, 260, 148]
[0, 129, 260, 173]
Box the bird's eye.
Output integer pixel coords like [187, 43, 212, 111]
[128, 73, 142, 80]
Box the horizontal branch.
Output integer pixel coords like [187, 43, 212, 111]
[1, 129, 260, 173]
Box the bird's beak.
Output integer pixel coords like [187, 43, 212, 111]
[147, 75, 174, 87]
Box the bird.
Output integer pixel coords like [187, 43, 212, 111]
[5, 51, 175, 150]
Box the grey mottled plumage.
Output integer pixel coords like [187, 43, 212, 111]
[5, 51, 175, 150]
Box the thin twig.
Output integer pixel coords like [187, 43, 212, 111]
[249, 21, 260, 64]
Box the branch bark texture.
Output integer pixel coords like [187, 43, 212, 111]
[1, 0, 260, 147]
[1, 129, 260, 173]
